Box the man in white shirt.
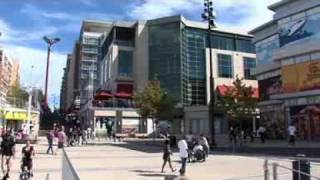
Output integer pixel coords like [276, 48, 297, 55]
[288, 124, 296, 145]
[178, 136, 188, 176]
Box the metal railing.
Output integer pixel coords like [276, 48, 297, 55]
[264, 159, 320, 180]
[62, 148, 80, 180]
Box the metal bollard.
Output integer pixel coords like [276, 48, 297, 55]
[272, 163, 278, 180]
[264, 159, 269, 180]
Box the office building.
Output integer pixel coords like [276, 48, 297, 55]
[250, 0, 320, 139]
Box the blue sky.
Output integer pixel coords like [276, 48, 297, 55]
[0, 0, 278, 107]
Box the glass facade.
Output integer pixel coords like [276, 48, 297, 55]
[182, 28, 206, 106]
[236, 38, 255, 53]
[118, 50, 133, 77]
[149, 22, 181, 102]
[217, 54, 233, 78]
[148, 19, 254, 106]
[209, 32, 254, 53]
[255, 35, 279, 65]
[211, 35, 235, 51]
[243, 57, 257, 80]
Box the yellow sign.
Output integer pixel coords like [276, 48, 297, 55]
[282, 61, 320, 93]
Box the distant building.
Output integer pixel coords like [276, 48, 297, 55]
[250, 0, 320, 139]
[78, 21, 113, 105]
[0, 50, 13, 106]
[9, 59, 19, 87]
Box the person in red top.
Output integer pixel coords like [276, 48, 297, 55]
[57, 126, 67, 150]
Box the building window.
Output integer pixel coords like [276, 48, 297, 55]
[236, 39, 255, 53]
[218, 54, 233, 78]
[118, 50, 133, 77]
[211, 35, 235, 51]
[243, 57, 256, 80]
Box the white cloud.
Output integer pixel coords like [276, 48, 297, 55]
[128, 0, 200, 20]
[0, 18, 57, 43]
[128, 0, 280, 32]
[3, 44, 67, 100]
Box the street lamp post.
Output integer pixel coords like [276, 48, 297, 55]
[202, 0, 217, 145]
[43, 36, 60, 106]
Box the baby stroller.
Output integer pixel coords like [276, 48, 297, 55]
[191, 144, 206, 162]
[194, 148, 206, 162]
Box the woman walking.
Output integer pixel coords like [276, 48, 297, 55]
[161, 139, 176, 173]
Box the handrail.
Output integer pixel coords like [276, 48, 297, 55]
[62, 148, 80, 180]
[264, 159, 320, 180]
[272, 163, 320, 180]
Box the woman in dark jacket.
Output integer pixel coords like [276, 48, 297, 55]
[161, 139, 176, 173]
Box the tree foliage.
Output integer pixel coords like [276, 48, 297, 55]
[217, 77, 258, 127]
[134, 80, 175, 120]
[6, 81, 29, 108]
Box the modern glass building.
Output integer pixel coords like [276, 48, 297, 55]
[148, 16, 255, 107]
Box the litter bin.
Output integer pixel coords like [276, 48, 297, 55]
[293, 154, 310, 180]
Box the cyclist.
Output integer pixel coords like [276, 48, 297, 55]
[1, 129, 16, 179]
[21, 140, 35, 178]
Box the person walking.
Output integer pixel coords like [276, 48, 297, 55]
[57, 126, 67, 154]
[1, 129, 16, 179]
[258, 125, 266, 144]
[229, 126, 237, 144]
[178, 136, 188, 176]
[199, 134, 209, 157]
[161, 139, 176, 173]
[81, 129, 88, 146]
[288, 124, 296, 146]
[46, 130, 54, 154]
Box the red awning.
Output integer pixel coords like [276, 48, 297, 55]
[217, 85, 259, 98]
[115, 92, 133, 99]
[94, 92, 113, 100]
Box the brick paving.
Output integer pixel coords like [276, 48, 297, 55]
[1, 138, 62, 180]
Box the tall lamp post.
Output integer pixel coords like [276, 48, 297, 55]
[43, 36, 60, 106]
[202, 0, 217, 145]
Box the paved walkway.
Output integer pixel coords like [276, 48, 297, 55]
[65, 141, 320, 180]
[1, 138, 62, 180]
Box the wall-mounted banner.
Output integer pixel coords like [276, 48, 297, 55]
[282, 61, 320, 93]
[279, 13, 320, 47]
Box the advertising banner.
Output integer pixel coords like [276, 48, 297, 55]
[282, 61, 320, 93]
[279, 13, 320, 47]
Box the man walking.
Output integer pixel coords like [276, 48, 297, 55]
[46, 130, 54, 154]
[1, 129, 16, 179]
[178, 136, 188, 176]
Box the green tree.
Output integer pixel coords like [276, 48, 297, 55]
[217, 77, 258, 130]
[6, 81, 29, 108]
[134, 80, 175, 137]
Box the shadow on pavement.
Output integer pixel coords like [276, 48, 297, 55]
[108, 141, 163, 153]
[131, 170, 159, 173]
[138, 173, 179, 180]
